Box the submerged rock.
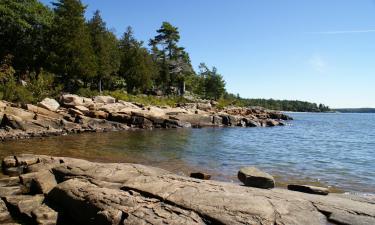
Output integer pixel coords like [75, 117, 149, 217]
[238, 167, 275, 189]
[190, 172, 211, 180]
[287, 184, 329, 195]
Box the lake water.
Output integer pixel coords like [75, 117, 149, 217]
[1, 113, 374, 194]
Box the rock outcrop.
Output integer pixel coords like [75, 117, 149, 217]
[0, 154, 374, 225]
[0, 95, 292, 141]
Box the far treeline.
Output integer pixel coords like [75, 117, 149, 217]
[0, 0, 330, 112]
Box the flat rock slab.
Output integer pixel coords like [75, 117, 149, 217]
[47, 178, 205, 225]
[1, 154, 375, 225]
[237, 167, 275, 189]
[288, 184, 329, 195]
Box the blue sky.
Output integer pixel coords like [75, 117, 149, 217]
[41, 0, 375, 108]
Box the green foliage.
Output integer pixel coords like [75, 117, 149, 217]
[76, 87, 99, 98]
[119, 27, 157, 94]
[0, 0, 53, 72]
[195, 63, 226, 100]
[149, 22, 194, 94]
[50, 0, 96, 90]
[26, 70, 62, 101]
[87, 10, 120, 92]
[0, 55, 31, 103]
[107, 90, 188, 107]
[219, 93, 331, 112]
[0, 55, 60, 103]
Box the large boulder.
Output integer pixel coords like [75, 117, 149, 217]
[94, 96, 116, 104]
[237, 167, 275, 189]
[37, 98, 60, 112]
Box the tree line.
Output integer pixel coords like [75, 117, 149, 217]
[0, 0, 330, 112]
[0, 0, 226, 102]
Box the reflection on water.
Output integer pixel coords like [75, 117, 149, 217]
[1, 113, 374, 194]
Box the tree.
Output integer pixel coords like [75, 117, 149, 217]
[49, 0, 96, 91]
[119, 27, 157, 93]
[149, 22, 194, 94]
[0, 0, 53, 74]
[198, 63, 226, 100]
[87, 10, 120, 93]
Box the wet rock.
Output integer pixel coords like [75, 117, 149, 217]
[265, 119, 280, 127]
[38, 98, 60, 112]
[94, 95, 116, 104]
[245, 118, 261, 127]
[190, 172, 211, 180]
[287, 184, 329, 195]
[238, 167, 275, 189]
[130, 115, 153, 129]
[164, 118, 191, 128]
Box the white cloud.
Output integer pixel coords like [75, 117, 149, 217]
[309, 54, 326, 73]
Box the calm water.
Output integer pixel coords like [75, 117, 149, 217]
[0, 113, 374, 194]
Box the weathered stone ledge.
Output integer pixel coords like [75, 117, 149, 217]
[0, 154, 374, 225]
[0, 94, 292, 141]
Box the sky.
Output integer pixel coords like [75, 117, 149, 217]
[40, 0, 375, 108]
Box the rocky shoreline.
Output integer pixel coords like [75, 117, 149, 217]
[0, 154, 374, 225]
[0, 94, 292, 141]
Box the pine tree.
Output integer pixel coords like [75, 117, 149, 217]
[149, 22, 194, 94]
[119, 27, 157, 93]
[50, 0, 96, 91]
[88, 10, 120, 93]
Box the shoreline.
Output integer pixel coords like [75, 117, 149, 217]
[0, 94, 292, 141]
[0, 154, 374, 224]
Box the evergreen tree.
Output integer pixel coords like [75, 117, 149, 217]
[0, 0, 53, 74]
[149, 22, 194, 94]
[50, 0, 96, 91]
[198, 63, 226, 100]
[87, 10, 120, 93]
[119, 27, 157, 93]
